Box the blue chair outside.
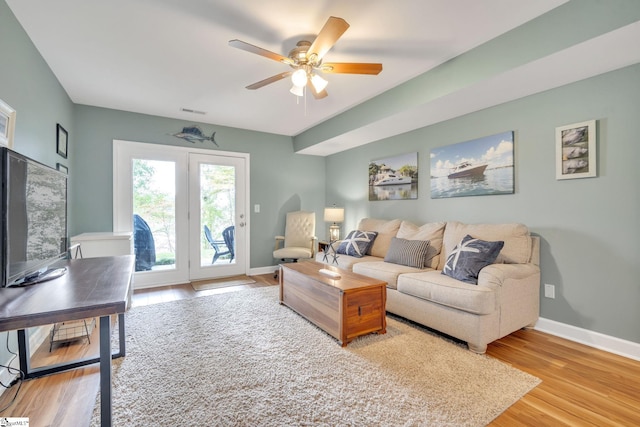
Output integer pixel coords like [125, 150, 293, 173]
[205, 225, 235, 264]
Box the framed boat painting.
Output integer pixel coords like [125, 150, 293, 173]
[0, 98, 16, 148]
[368, 152, 418, 201]
[430, 131, 514, 199]
[555, 120, 596, 180]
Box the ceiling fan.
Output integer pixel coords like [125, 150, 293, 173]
[229, 16, 382, 99]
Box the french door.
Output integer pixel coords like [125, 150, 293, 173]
[113, 140, 248, 288]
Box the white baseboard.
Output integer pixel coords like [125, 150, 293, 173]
[29, 325, 49, 354]
[248, 265, 279, 276]
[535, 317, 640, 361]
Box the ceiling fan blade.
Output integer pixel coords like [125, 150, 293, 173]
[321, 62, 383, 75]
[229, 39, 293, 65]
[307, 16, 350, 62]
[307, 81, 328, 99]
[246, 71, 292, 90]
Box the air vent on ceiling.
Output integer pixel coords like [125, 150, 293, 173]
[180, 107, 207, 115]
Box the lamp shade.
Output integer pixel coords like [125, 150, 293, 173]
[290, 84, 304, 97]
[324, 207, 344, 223]
[291, 68, 307, 87]
[310, 74, 328, 92]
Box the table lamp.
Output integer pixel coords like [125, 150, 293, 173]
[324, 206, 344, 241]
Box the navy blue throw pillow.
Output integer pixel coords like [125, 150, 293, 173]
[337, 230, 378, 258]
[442, 235, 504, 284]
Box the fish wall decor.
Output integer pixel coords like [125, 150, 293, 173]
[171, 126, 219, 146]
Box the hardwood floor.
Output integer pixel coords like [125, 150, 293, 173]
[0, 274, 638, 426]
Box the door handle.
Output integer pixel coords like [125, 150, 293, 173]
[239, 222, 246, 227]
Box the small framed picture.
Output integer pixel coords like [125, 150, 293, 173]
[556, 120, 596, 180]
[56, 123, 68, 158]
[56, 163, 68, 174]
[0, 98, 16, 148]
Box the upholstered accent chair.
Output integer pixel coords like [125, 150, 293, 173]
[273, 211, 317, 277]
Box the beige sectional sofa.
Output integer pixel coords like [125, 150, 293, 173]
[316, 218, 540, 353]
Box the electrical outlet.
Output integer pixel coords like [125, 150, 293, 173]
[544, 284, 555, 299]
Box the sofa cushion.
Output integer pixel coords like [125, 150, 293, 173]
[316, 252, 381, 271]
[353, 261, 425, 289]
[337, 230, 378, 258]
[397, 221, 446, 268]
[384, 237, 431, 269]
[442, 235, 504, 285]
[357, 218, 402, 258]
[439, 222, 532, 270]
[397, 271, 497, 315]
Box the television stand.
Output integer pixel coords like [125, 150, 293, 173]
[0, 255, 134, 427]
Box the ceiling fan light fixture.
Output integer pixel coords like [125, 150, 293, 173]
[290, 84, 304, 97]
[311, 74, 328, 92]
[291, 68, 308, 87]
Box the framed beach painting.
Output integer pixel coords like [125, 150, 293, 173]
[368, 152, 418, 201]
[555, 120, 596, 180]
[0, 98, 16, 148]
[430, 131, 514, 199]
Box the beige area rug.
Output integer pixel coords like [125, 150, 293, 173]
[191, 275, 255, 291]
[91, 287, 540, 426]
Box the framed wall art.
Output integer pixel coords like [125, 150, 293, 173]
[556, 120, 596, 180]
[56, 123, 68, 158]
[368, 152, 418, 201]
[430, 131, 514, 199]
[0, 98, 16, 148]
[56, 163, 68, 174]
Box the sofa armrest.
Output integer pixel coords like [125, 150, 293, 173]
[478, 263, 541, 336]
[478, 263, 540, 289]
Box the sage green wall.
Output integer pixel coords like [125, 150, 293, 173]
[0, 0, 75, 373]
[0, 0, 74, 197]
[71, 105, 325, 268]
[325, 64, 640, 344]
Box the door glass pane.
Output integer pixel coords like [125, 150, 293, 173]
[200, 164, 235, 267]
[132, 159, 176, 272]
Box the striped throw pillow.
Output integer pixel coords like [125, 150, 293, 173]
[384, 237, 430, 268]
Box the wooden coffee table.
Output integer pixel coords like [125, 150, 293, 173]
[279, 261, 386, 346]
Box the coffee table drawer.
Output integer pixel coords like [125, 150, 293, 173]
[345, 287, 386, 340]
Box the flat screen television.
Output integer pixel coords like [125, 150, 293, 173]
[1, 147, 68, 287]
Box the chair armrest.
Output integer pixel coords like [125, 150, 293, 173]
[310, 236, 318, 257]
[274, 236, 284, 251]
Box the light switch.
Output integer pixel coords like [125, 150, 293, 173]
[254, 204, 260, 213]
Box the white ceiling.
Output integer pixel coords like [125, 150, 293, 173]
[7, 0, 570, 145]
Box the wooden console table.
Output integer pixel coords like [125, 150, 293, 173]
[0, 255, 135, 427]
